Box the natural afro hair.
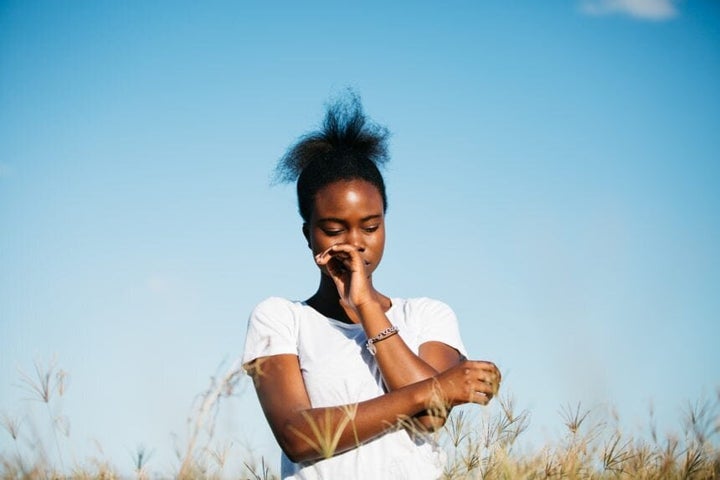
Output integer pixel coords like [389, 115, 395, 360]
[274, 91, 390, 222]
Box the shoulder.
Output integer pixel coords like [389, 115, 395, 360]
[247, 297, 304, 331]
[251, 296, 301, 315]
[396, 297, 456, 317]
[243, 297, 303, 366]
[391, 297, 458, 329]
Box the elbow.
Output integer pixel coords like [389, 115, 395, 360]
[282, 446, 308, 464]
[277, 425, 324, 464]
[281, 441, 331, 464]
[278, 436, 312, 464]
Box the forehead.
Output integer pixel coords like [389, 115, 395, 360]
[312, 179, 384, 218]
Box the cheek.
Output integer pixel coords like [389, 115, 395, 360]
[310, 232, 333, 254]
[371, 232, 386, 255]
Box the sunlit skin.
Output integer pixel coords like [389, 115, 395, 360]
[303, 179, 389, 324]
[248, 179, 502, 463]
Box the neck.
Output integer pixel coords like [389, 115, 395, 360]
[315, 273, 346, 301]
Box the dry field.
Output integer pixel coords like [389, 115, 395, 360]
[1, 359, 718, 479]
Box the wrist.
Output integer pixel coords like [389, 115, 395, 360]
[354, 298, 384, 314]
[365, 325, 399, 355]
[411, 377, 444, 415]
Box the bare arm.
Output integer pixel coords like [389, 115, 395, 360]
[247, 353, 497, 464]
[316, 246, 493, 429]
[356, 301, 467, 429]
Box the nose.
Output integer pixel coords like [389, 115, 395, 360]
[348, 228, 365, 252]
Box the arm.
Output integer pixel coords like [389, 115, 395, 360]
[316, 245, 491, 429]
[356, 301, 465, 430]
[247, 353, 498, 464]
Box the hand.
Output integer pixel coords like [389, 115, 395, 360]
[432, 360, 501, 407]
[314, 243, 373, 311]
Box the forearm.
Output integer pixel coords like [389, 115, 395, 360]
[356, 301, 459, 431]
[278, 376, 441, 463]
[357, 301, 440, 389]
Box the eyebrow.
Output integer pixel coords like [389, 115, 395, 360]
[317, 214, 383, 223]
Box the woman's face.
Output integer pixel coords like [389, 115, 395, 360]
[304, 179, 386, 277]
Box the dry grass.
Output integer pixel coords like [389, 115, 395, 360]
[0, 358, 277, 480]
[1, 358, 718, 479]
[439, 393, 720, 480]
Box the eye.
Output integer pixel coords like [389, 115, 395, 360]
[364, 225, 380, 233]
[323, 229, 344, 236]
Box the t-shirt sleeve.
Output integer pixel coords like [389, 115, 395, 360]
[411, 298, 468, 358]
[242, 297, 299, 369]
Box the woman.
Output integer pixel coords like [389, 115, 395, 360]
[242, 93, 500, 479]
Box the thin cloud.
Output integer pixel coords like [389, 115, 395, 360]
[580, 0, 679, 21]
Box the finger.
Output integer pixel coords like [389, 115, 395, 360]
[472, 391, 491, 405]
[476, 380, 497, 403]
[482, 376, 500, 396]
[471, 361, 502, 384]
[314, 245, 338, 264]
[331, 250, 362, 271]
[323, 256, 364, 277]
[327, 243, 356, 253]
[473, 377, 495, 393]
[333, 252, 353, 267]
[320, 243, 356, 257]
[314, 249, 334, 266]
[462, 365, 496, 391]
[473, 360, 499, 372]
[326, 257, 350, 276]
[471, 371, 500, 396]
[482, 362, 501, 382]
[315, 244, 357, 265]
[327, 256, 357, 277]
[315, 253, 350, 271]
[491, 364, 501, 384]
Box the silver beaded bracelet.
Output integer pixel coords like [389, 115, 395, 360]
[366, 325, 399, 355]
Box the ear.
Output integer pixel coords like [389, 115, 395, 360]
[302, 223, 311, 249]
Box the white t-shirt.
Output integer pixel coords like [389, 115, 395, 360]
[242, 296, 468, 480]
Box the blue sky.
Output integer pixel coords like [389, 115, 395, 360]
[1, 0, 719, 475]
